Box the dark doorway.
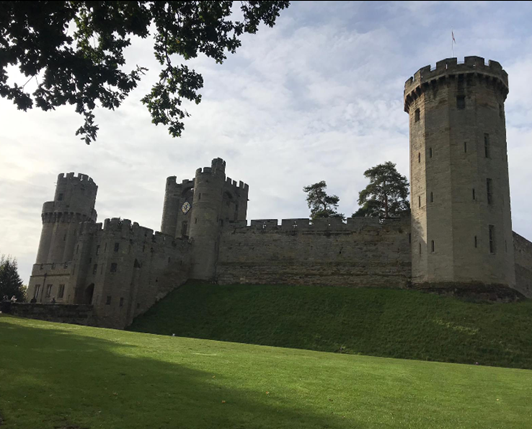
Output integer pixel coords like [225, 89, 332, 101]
[84, 284, 95, 305]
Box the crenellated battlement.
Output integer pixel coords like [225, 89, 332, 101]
[222, 217, 409, 233]
[165, 176, 195, 190]
[57, 172, 96, 184]
[404, 56, 508, 112]
[224, 176, 249, 192]
[92, 217, 188, 247]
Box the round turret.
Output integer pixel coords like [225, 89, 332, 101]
[405, 56, 514, 287]
[188, 158, 227, 279]
[36, 173, 98, 264]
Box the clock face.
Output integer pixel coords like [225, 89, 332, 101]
[181, 201, 191, 214]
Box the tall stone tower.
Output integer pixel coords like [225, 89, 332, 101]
[404, 56, 515, 287]
[35, 173, 98, 264]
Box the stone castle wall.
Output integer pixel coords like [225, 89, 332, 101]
[216, 217, 411, 287]
[513, 232, 532, 297]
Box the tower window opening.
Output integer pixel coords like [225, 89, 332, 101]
[63, 233, 67, 242]
[499, 104, 504, 118]
[106, 296, 112, 305]
[474, 236, 478, 248]
[419, 243, 422, 255]
[58, 284, 65, 299]
[111, 263, 118, 273]
[484, 134, 490, 158]
[408, 233, 411, 244]
[34, 285, 41, 299]
[114, 242, 119, 252]
[96, 245, 100, 255]
[119, 297, 124, 307]
[195, 218, 198, 224]
[58, 193, 64, 201]
[472, 188, 476, 200]
[429, 148, 433, 158]
[415, 109, 420, 122]
[418, 195, 421, 207]
[46, 284, 53, 298]
[93, 264, 97, 275]
[431, 240, 435, 253]
[464, 142, 467, 153]
[430, 192, 433, 203]
[418, 152, 421, 163]
[487, 179, 493, 204]
[457, 95, 466, 109]
[489, 225, 496, 254]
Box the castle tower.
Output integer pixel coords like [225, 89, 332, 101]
[404, 56, 515, 287]
[188, 158, 228, 279]
[35, 173, 98, 264]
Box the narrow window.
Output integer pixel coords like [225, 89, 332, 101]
[430, 192, 433, 203]
[76, 245, 79, 254]
[418, 195, 421, 207]
[489, 225, 496, 254]
[464, 142, 467, 153]
[63, 233, 67, 242]
[114, 242, 119, 252]
[474, 236, 478, 248]
[487, 179, 493, 204]
[119, 297, 124, 307]
[96, 245, 100, 255]
[106, 296, 112, 305]
[46, 284, 53, 298]
[181, 221, 188, 237]
[110, 263, 117, 273]
[431, 240, 435, 253]
[429, 147, 433, 158]
[408, 233, 411, 244]
[58, 193, 64, 201]
[419, 243, 422, 255]
[484, 134, 490, 158]
[418, 152, 421, 163]
[195, 218, 198, 224]
[93, 264, 97, 274]
[472, 188, 476, 200]
[34, 284, 41, 299]
[415, 108, 420, 122]
[499, 104, 504, 118]
[457, 95, 465, 109]
[58, 285, 65, 299]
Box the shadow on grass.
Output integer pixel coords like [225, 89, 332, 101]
[0, 316, 360, 429]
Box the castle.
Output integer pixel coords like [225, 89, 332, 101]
[26, 56, 532, 329]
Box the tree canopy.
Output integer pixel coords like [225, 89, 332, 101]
[0, 255, 26, 302]
[353, 162, 409, 219]
[0, 1, 290, 144]
[303, 181, 345, 220]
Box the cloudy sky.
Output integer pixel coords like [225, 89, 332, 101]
[2, 1, 532, 282]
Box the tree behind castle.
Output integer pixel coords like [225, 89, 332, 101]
[303, 181, 345, 220]
[0, 256, 26, 302]
[353, 162, 410, 219]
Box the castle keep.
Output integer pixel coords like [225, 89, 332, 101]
[26, 57, 532, 329]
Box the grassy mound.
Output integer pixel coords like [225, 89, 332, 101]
[129, 282, 532, 369]
[1, 315, 531, 429]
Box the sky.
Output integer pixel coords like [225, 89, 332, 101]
[2, 1, 532, 283]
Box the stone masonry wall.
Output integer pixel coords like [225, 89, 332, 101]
[513, 232, 532, 298]
[216, 217, 411, 287]
[8, 303, 95, 326]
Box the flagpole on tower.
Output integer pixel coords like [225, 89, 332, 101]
[452, 30, 456, 58]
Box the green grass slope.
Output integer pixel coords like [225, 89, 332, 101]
[1, 315, 532, 429]
[129, 282, 532, 369]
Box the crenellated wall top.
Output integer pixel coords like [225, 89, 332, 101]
[404, 56, 508, 111]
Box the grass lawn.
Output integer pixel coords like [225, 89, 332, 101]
[1, 315, 531, 429]
[129, 283, 532, 369]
